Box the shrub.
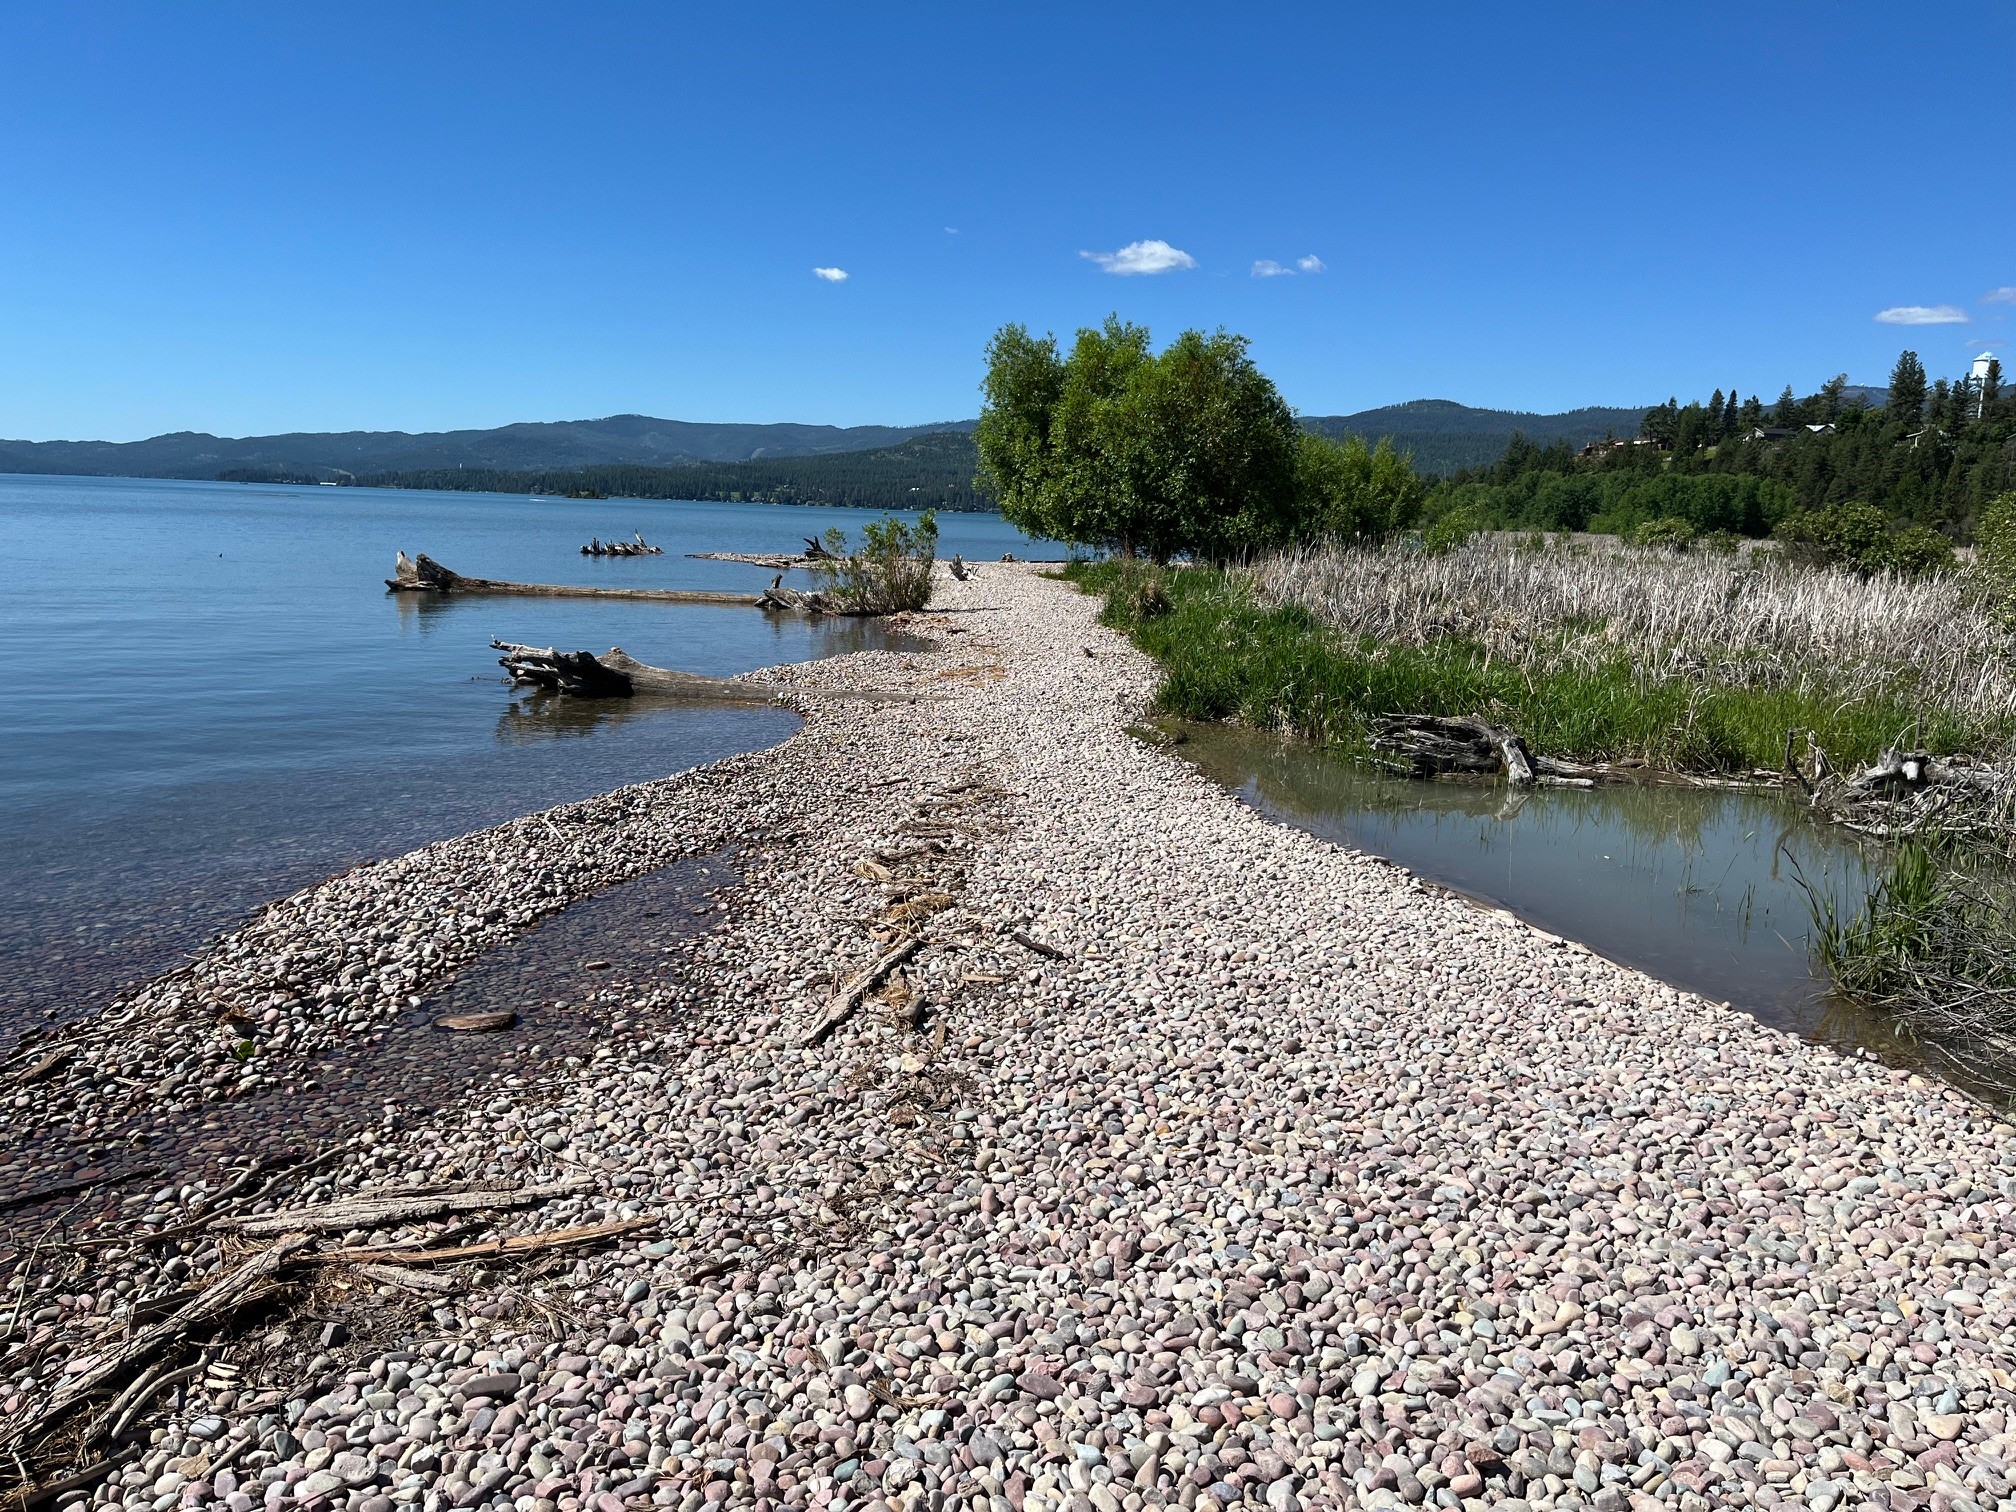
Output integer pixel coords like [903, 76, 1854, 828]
[1777, 500, 1952, 577]
[1977, 492, 2016, 626]
[1630, 517, 1696, 551]
[1294, 432, 1426, 541]
[1697, 530, 1743, 556]
[816, 511, 938, 613]
[1422, 504, 1485, 556]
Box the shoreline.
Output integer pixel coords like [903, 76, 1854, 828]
[9, 565, 2016, 1512]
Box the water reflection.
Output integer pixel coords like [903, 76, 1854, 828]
[493, 690, 781, 743]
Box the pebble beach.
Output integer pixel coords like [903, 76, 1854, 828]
[9, 564, 2016, 1512]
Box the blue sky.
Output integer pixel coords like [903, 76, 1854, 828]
[2, 3, 2011, 440]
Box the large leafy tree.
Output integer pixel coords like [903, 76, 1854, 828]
[975, 316, 1301, 560]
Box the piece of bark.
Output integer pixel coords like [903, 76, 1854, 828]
[352, 1262, 459, 1292]
[218, 1177, 595, 1238]
[798, 936, 923, 1047]
[1008, 929, 1068, 961]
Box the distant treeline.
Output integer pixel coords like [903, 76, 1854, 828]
[344, 431, 989, 511]
[1427, 350, 2013, 538]
[218, 466, 325, 486]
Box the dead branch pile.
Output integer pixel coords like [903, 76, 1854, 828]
[581, 533, 661, 556]
[1, 1180, 642, 1496]
[1788, 729, 2016, 850]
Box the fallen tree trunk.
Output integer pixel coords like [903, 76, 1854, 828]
[493, 642, 785, 703]
[387, 552, 762, 606]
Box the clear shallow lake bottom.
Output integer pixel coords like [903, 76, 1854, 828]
[0, 474, 1034, 1042]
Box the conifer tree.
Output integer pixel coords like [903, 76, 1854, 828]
[1888, 350, 1927, 428]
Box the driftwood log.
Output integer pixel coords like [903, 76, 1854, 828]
[389, 553, 845, 613]
[216, 1176, 596, 1237]
[388, 552, 759, 607]
[0, 1234, 312, 1455]
[493, 642, 784, 703]
[1371, 715, 1541, 787]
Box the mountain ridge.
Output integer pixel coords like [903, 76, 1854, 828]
[0, 400, 1661, 483]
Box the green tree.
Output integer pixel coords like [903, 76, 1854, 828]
[972, 323, 1069, 536]
[1888, 350, 1927, 428]
[1113, 327, 1302, 561]
[974, 316, 1301, 561]
[1295, 432, 1425, 540]
[1984, 358, 2003, 408]
[1820, 373, 1848, 419]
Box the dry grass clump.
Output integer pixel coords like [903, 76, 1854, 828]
[1247, 534, 2016, 733]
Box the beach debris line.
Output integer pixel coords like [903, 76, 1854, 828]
[492, 641, 786, 702]
[580, 532, 662, 556]
[0, 1178, 633, 1486]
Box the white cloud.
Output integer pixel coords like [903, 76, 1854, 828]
[812, 266, 849, 282]
[1874, 304, 1967, 325]
[1251, 259, 1291, 278]
[1296, 254, 1326, 273]
[944, 226, 959, 235]
[1080, 239, 1197, 276]
[1985, 287, 2016, 304]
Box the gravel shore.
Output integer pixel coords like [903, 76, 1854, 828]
[10, 564, 2016, 1512]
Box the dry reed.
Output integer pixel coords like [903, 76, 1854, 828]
[1247, 535, 2016, 740]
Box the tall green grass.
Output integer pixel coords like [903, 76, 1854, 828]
[1068, 558, 2005, 775]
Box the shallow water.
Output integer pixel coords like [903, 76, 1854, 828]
[1172, 723, 1927, 1058]
[0, 474, 1033, 1038]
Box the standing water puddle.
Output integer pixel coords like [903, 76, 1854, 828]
[1168, 723, 1972, 1078]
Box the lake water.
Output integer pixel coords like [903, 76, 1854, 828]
[1171, 723, 1927, 1060]
[0, 474, 1034, 1043]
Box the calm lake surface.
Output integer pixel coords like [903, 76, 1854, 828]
[1173, 724, 1918, 1057]
[0, 474, 1034, 1042]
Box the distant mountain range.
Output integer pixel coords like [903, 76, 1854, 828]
[0, 415, 980, 479]
[1304, 399, 1653, 473]
[0, 398, 1675, 490]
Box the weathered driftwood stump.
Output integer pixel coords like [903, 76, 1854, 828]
[757, 574, 840, 615]
[1371, 715, 1537, 787]
[493, 642, 783, 703]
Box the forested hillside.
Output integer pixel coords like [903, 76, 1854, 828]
[353, 431, 987, 510]
[1425, 353, 2012, 540]
[1303, 399, 1650, 473]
